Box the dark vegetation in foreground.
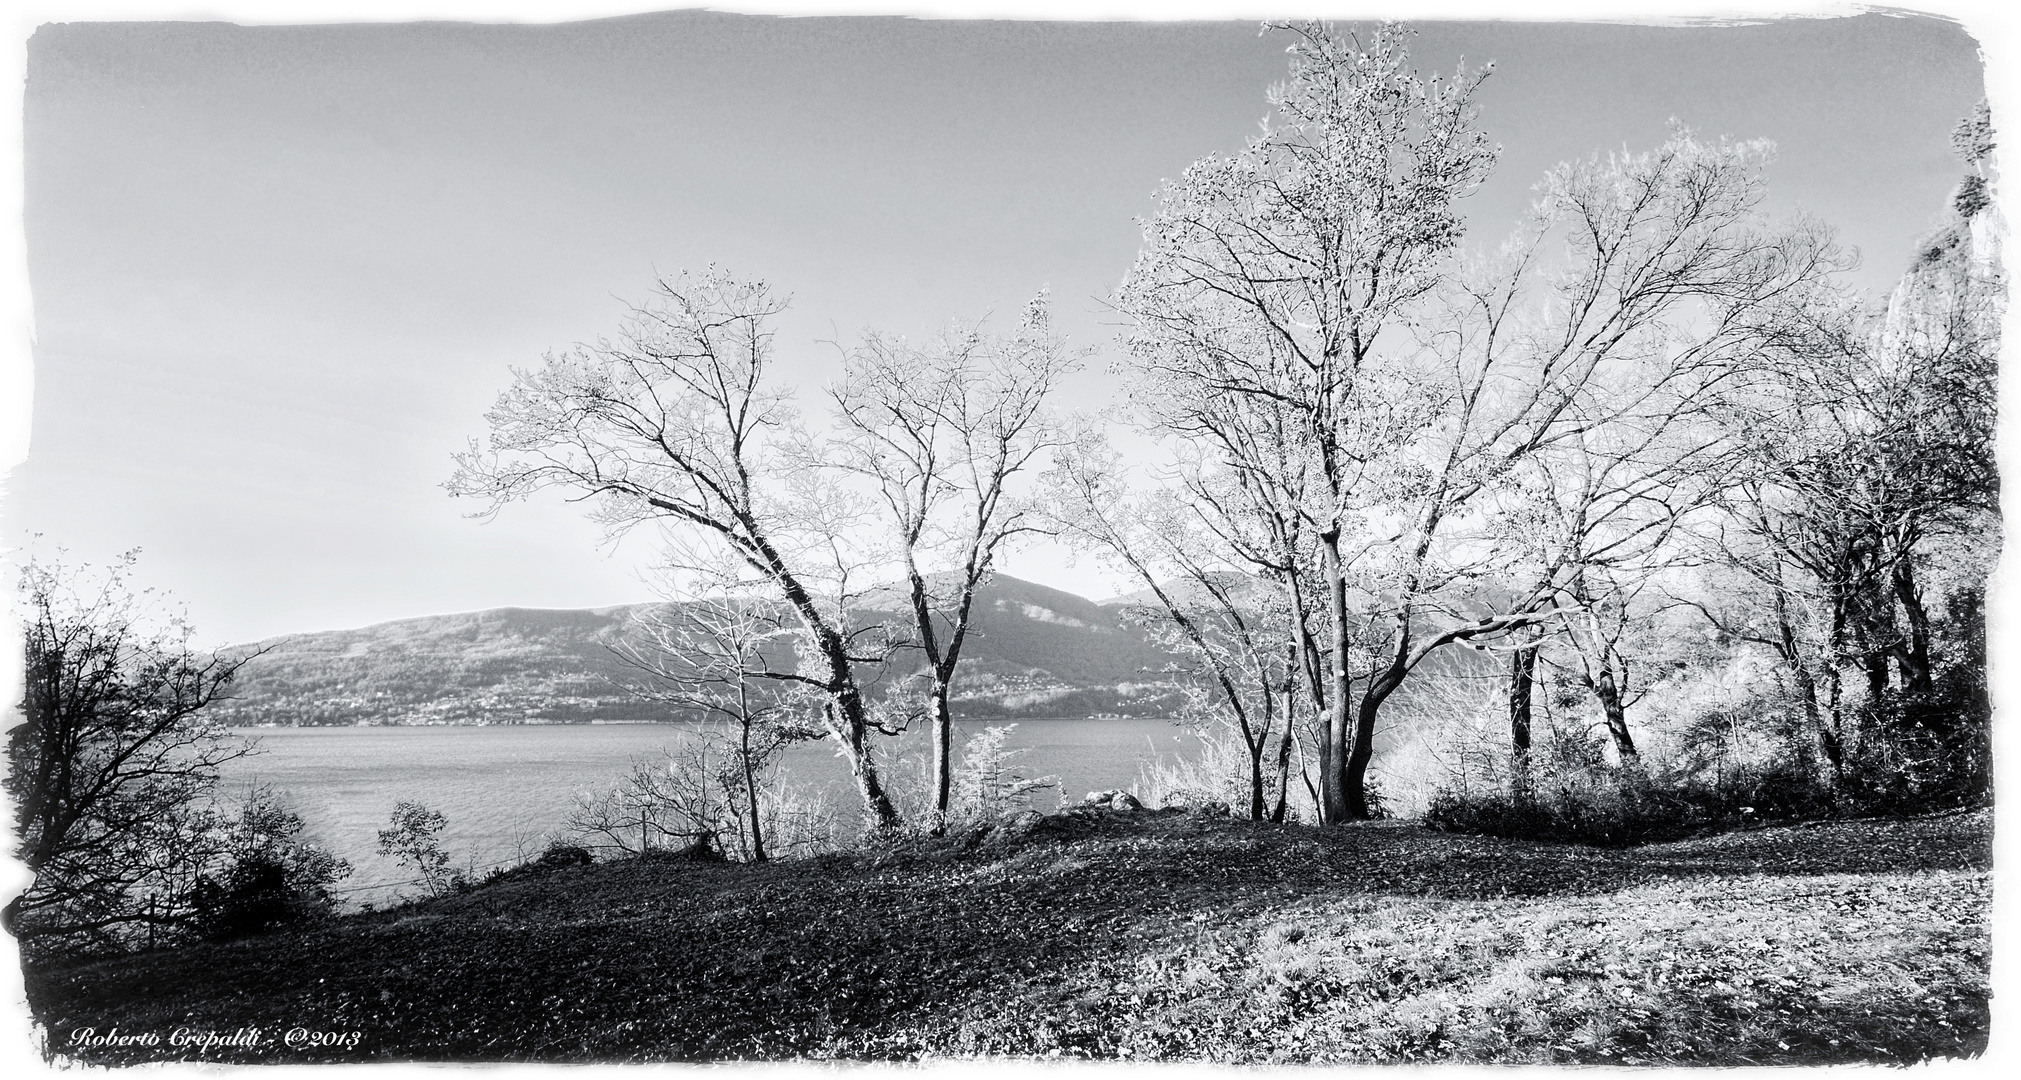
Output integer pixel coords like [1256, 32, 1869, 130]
[25, 806, 1989, 1066]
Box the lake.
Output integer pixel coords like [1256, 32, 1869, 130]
[220, 718, 1204, 903]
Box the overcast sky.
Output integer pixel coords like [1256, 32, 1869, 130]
[2, 3, 1999, 645]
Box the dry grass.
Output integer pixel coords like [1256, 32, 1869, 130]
[23, 808, 1991, 1065]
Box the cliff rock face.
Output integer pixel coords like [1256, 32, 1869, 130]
[1882, 177, 2002, 363]
[1871, 152, 2003, 521]
[210, 575, 1188, 726]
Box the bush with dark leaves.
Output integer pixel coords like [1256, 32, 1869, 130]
[1425, 777, 1736, 847]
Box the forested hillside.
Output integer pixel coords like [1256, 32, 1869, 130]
[209, 575, 1183, 726]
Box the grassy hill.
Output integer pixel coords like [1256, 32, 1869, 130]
[24, 808, 1989, 1066]
[210, 575, 1185, 726]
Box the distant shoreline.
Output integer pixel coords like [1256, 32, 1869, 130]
[226, 714, 1167, 729]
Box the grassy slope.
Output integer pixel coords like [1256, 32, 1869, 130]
[25, 809, 1990, 1066]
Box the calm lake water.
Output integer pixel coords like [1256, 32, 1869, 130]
[221, 719, 1202, 903]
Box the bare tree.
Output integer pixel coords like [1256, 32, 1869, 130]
[1122, 32, 1850, 821]
[6, 550, 258, 952]
[1135, 364, 1333, 823]
[1339, 124, 1849, 814]
[448, 269, 905, 829]
[1116, 21, 1498, 822]
[827, 295, 1078, 825]
[609, 590, 822, 862]
[1490, 360, 1740, 780]
[1046, 438, 1299, 822]
[568, 748, 736, 860]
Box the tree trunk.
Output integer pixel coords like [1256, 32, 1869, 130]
[930, 676, 954, 825]
[825, 694, 900, 831]
[1592, 666, 1642, 775]
[1508, 640, 1538, 803]
[1320, 529, 1352, 824]
[1358, 651, 1406, 821]
[904, 564, 954, 825]
[1271, 639, 1297, 823]
[1270, 719, 1295, 823]
[1775, 598, 1835, 787]
[1892, 557, 1934, 695]
[1345, 625, 1409, 820]
[1247, 736, 1267, 821]
[1283, 572, 1324, 825]
[740, 705, 765, 864]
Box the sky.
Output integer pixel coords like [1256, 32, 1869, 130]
[0, 2, 2002, 646]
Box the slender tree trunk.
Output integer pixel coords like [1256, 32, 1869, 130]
[1247, 738, 1267, 821]
[825, 694, 900, 830]
[930, 675, 954, 824]
[1271, 639, 1298, 823]
[1508, 640, 1538, 804]
[739, 694, 765, 863]
[1893, 558, 1934, 695]
[1270, 723, 1294, 823]
[1244, 672, 1280, 821]
[1775, 598, 1835, 786]
[1283, 572, 1325, 825]
[1320, 529, 1352, 824]
[924, 579, 984, 831]
[1591, 666, 1641, 775]
[902, 563, 956, 825]
[1346, 632, 1407, 821]
[1827, 598, 1851, 758]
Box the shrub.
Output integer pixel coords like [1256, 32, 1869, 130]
[567, 742, 751, 860]
[191, 854, 293, 939]
[636, 834, 726, 862]
[1425, 776, 1734, 847]
[1421, 789, 1553, 840]
[1136, 722, 1252, 814]
[948, 725, 1057, 826]
[190, 786, 351, 938]
[1832, 662, 1991, 816]
[535, 843, 593, 870]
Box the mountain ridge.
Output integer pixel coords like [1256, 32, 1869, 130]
[210, 574, 1189, 727]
